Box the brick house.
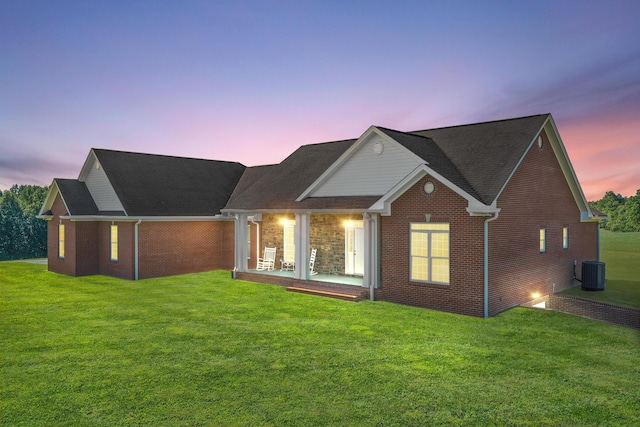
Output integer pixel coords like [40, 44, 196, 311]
[39, 149, 245, 279]
[39, 114, 603, 317]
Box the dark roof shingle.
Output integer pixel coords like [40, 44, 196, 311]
[224, 139, 356, 210]
[93, 149, 246, 216]
[225, 114, 550, 210]
[55, 179, 100, 215]
[412, 114, 549, 204]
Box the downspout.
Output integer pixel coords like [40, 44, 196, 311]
[134, 219, 142, 280]
[483, 212, 499, 318]
[597, 224, 601, 261]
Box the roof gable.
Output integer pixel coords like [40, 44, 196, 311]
[412, 114, 549, 204]
[92, 149, 246, 216]
[79, 151, 125, 213]
[38, 179, 100, 217]
[299, 127, 426, 199]
[224, 139, 356, 211]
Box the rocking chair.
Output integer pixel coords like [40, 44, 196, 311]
[256, 247, 276, 271]
[309, 248, 318, 275]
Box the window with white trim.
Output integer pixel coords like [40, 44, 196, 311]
[110, 224, 118, 261]
[540, 229, 546, 252]
[410, 223, 450, 284]
[58, 224, 65, 258]
[562, 227, 569, 249]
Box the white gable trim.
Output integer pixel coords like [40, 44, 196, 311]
[78, 149, 126, 214]
[296, 126, 426, 201]
[493, 115, 594, 221]
[368, 164, 499, 216]
[38, 180, 67, 217]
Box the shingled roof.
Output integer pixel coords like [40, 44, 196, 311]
[44, 114, 553, 217]
[54, 178, 101, 215]
[224, 139, 378, 211]
[92, 149, 246, 216]
[224, 114, 551, 211]
[412, 114, 549, 204]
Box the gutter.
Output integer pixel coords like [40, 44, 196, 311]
[58, 215, 228, 222]
[483, 212, 500, 318]
[134, 219, 142, 280]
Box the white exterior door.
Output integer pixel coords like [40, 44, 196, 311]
[345, 222, 364, 275]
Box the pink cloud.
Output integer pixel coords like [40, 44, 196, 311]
[560, 114, 640, 200]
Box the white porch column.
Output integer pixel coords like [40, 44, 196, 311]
[234, 213, 248, 272]
[363, 212, 380, 294]
[294, 212, 311, 280]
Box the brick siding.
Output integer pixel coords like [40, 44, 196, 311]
[138, 220, 235, 279]
[547, 295, 640, 329]
[487, 130, 598, 315]
[47, 192, 236, 280]
[376, 175, 487, 317]
[47, 195, 77, 276]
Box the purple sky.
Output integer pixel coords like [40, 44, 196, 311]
[2, 0, 639, 201]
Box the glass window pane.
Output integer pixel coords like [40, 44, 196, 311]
[430, 233, 449, 257]
[432, 258, 450, 284]
[284, 224, 295, 262]
[111, 225, 118, 260]
[411, 232, 428, 257]
[59, 224, 65, 258]
[411, 223, 449, 231]
[411, 257, 429, 281]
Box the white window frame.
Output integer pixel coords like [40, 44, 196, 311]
[540, 228, 546, 253]
[562, 227, 569, 249]
[110, 224, 118, 261]
[410, 223, 450, 285]
[58, 223, 65, 258]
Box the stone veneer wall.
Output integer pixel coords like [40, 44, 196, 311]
[259, 213, 363, 275]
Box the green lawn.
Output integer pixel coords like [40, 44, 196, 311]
[1, 263, 639, 426]
[561, 231, 640, 308]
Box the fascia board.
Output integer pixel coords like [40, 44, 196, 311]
[295, 126, 426, 201]
[38, 180, 69, 216]
[62, 215, 230, 222]
[368, 164, 486, 215]
[222, 208, 369, 215]
[77, 149, 128, 216]
[78, 149, 98, 181]
[544, 117, 591, 215]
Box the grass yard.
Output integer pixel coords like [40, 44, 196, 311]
[561, 231, 640, 308]
[1, 264, 639, 426]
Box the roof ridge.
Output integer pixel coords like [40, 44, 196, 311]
[92, 148, 245, 166]
[409, 113, 550, 134]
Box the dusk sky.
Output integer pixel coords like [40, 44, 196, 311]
[1, 0, 639, 201]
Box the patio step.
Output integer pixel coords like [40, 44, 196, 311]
[286, 286, 362, 301]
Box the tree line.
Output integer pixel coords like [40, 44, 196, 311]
[590, 189, 640, 232]
[0, 185, 48, 261]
